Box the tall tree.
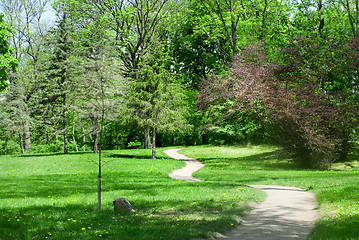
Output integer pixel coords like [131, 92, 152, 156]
[0, 12, 17, 92]
[126, 45, 189, 159]
[70, 0, 171, 148]
[198, 0, 242, 57]
[169, 1, 229, 88]
[0, 0, 52, 152]
[74, 18, 122, 154]
[39, 11, 74, 154]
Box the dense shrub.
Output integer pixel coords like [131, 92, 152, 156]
[198, 41, 359, 168]
[0, 139, 21, 155]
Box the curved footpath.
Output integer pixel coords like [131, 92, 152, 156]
[164, 148, 319, 240]
[163, 148, 204, 182]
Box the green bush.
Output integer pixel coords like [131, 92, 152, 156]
[27, 144, 48, 154]
[48, 140, 63, 152]
[67, 143, 79, 152]
[0, 139, 20, 155]
[127, 141, 142, 149]
[26, 140, 64, 154]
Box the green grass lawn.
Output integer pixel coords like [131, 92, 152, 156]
[1, 145, 358, 239]
[180, 145, 359, 240]
[0, 148, 262, 240]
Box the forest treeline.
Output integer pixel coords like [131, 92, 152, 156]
[0, 0, 358, 167]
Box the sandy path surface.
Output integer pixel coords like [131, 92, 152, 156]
[217, 185, 318, 240]
[163, 148, 204, 182]
[163, 148, 318, 240]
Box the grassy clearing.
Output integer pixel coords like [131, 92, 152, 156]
[180, 145, 359, 240]
[2, 145, 358, 239]
[0, 148, 262, 240]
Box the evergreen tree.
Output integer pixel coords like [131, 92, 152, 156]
[126, 45, 189, 159]
[38, 12, 74, 154]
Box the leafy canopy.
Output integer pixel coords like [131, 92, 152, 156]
[0, 13, 18, 92]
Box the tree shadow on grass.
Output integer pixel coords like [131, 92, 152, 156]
[0, 170, 178, 199]
[310, 214, 359, 240]
[107, 154, 154, 160]
[0, 173, 97, 199]
[0, 178, 258, 240]
[197, 150, 300, 171]
[17, 152, 93, 158]
[0, 201, 244, 240]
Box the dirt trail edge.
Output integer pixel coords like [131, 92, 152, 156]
[163, 148, 319, 240]
[218, 185, 318, 240]
[163, 148, 204, 182]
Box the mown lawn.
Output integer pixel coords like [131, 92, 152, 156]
[1, 145, 358, 239]
[181, 145, 359, 240]
[0, 148, 263, 240]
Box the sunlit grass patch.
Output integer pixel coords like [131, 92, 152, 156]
[3, 145, 357, 239]
[0, 147, 260, 239]
[181, 145, 359, 240]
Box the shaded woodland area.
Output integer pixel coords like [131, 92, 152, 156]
[0, 0, 358, 167]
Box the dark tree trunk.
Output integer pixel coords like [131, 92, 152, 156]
[63, 94, 68, 154]
[72, 111, 78, 152]
[23, 120, 31, 152]
[92, 115, 99, 153]
[82, 126, 86, 151]
[144, 128, 151, 149]
[338, 139, 350, 162]
[3, 138, 8, 151]
[93, 132, 99, 153]
[152, 127, 156, 159]
[19, 133, 24, 154]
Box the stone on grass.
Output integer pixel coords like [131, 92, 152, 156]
[113, 198, 135, 213]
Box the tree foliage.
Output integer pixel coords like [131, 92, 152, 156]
[0, 0, 358, 166]
[126, 45, 189, 159]
[199, 42, 359, 168]
[0, 12, 17, 92]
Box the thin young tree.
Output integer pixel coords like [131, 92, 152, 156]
[74, 18, 123, 211]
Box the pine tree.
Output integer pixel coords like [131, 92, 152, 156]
[39, 12, 74, 154]
[126, 45, 189, 159]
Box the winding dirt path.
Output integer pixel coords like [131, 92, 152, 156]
[217, 185, 318, 240]
[163, 148, 204, 182]
[164, 148, 318, 240]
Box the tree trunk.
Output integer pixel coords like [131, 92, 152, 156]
[93, 131, 99, 153]
[338, 138, 350, 162]
[82, 126, 86, 151]
[63, 94, 68, 154]
[72, 111, 79, 152]
[144, 128, 151, 149]
[23, 119, 31, 152]
[92, 116, 99, 153]
[230, 0, 238, 56]
[19, 133, 24, 154]
[97, 175, 101, 212]
[152, 127, 156, 159]
[98, 108, 105, 212]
